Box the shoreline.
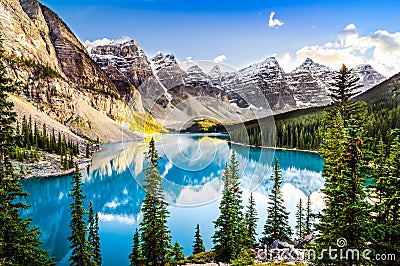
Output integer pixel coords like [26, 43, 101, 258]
[228, 140, 320, 154]
[19, 134, 319, 179]
[20, 159, 92, 179]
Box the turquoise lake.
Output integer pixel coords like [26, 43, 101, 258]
[20, 133, 325, 265]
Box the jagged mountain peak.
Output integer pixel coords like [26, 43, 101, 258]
[354, 64, 379, 73]
[260, 56, 280, 67]
[84, 36, 140, 55]
[209, 65, 222, 74]
[150, 52, 181, 73]
[301, 57, 315, 66]
[186, 64, 205, 74]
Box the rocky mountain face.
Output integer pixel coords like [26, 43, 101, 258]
[87, 35, 386, 122]
[0, 0, 149, 141]
[353, 64, 386, 93]
[213, 57, 385, 111]
[218, 57, 297, 111]
[88, 42, 234, 128]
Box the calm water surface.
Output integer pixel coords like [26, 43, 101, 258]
[20, 133, 324, 265]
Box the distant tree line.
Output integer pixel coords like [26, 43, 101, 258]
[229, 89, 400, 152]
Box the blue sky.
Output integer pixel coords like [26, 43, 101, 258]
[39, 0, 400, 76]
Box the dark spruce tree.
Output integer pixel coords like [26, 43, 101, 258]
[244, 192, 258, 247]
[212, 151, 246, 262]
[370, 133, 400, 262]
[261, 158, 292, 245]
[295, 198, 305, 238]
[139, 138, 171, 265]
[315, 64, 371, 264]
[0, 39, 55, 265]
[304, 195, 313, 236]
[68, 164, 91, 265]
[88, 201, 102, 265]
[192, 224, 206, 255]
[129, 229, 143, 266]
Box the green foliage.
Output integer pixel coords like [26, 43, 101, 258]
[229, 106, 324, 150]
[129, 229, 143, 266]
[8, 56, 62, 80]
[229, 91, 400, 152]
[0, 39, 55, 265]
[139, 138, 171, 265]
[88, 201, 102, 265]
[261, 158, 292, 245]
[12, 115, 81, 168]
[68, 165, 92, 265]
[369, 133, 400, 264]
[212, 151, 246, 263]
[294, 198, 305, 239]
[244, 193, 258, 247]
[192, 224, 206, 255]
[169, 241, 185, 266]
[328, 64, 360, 104]
[186, 250, 215, 264]
[230, 249, 256, 266]
[314, 64, 371, 265]
[304, 195, 313, 236]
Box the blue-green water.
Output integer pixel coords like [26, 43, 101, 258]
[20, 133, 324, 265]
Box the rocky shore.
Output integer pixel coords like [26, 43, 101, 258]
[12, 151, 92, 179]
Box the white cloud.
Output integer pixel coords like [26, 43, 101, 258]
[268, 11, 284, 28]
[213, 54, 227, 63]
[185, 56, 192, 61]
[278, 52, 297, 72]
[83, 38, 112, 48]
[281, 24, 400, 77]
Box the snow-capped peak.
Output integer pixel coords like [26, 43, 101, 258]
[83, 36, 135, 54]
[302, 58, 315, 66]
[112, 36, 133, 45]
[209, 65, 222, 75]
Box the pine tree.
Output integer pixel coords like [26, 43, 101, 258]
[129, 229, 143, 266]
[0, 39, 55, 265]
[370, 133, 400, 261]
[169, 241, 185, 266]
[68, 164, 91, 265]
[88, 201, 102, 265]
[315, 64, 371, 264]
[92, 213, 102, 265]
[295, 198, 305, 238]
[304, 195, 313, 236]
[244, 193, 258, 247]
[261, 158, 292, 245]
[192, 224, 205, 255]
[326, 64, 366, 128]
[139, 138, 171, 265]
[212, 151, 245, 262]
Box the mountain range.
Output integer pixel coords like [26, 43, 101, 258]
[0, 0, 390, 140]
[86, 37, 385, 123]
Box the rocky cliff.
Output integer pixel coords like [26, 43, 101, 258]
[87, 36, 386, 125]
[0, 0, 154, 141]
[88, 41, 237, 129]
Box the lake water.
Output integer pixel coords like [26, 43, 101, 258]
[20, 133, 324, 265]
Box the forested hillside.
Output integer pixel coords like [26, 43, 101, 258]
[229, 87, 400, 151]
